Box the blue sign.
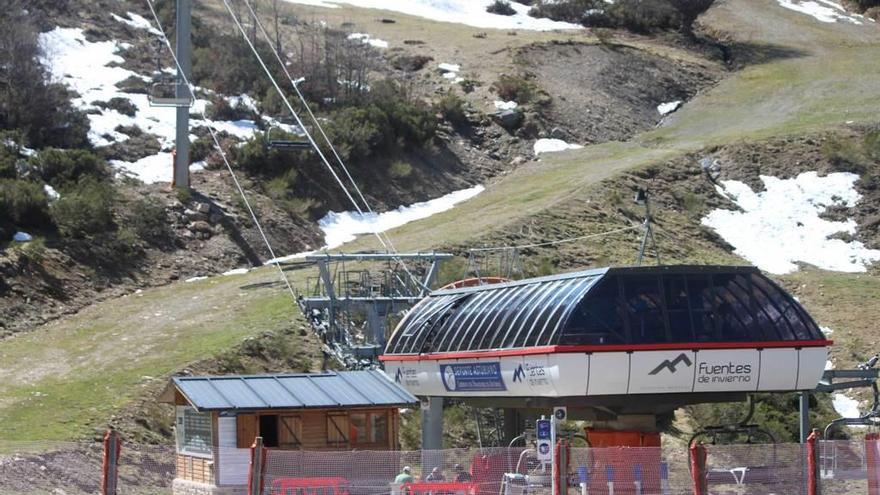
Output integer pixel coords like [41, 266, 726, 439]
[440, 362, 506, 392]
[536, 419, 551, 440]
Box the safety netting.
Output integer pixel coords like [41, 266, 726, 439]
[262, 448, 527, 495]
[703, 442, 808, 494]
[567, 446, 693, 495]
[818, 439, 871, 495]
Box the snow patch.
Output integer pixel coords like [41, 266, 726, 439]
[37, 27, 265, 184]
[266, 185, 485, 263]
[319, 185, 485, 248]
[702, 172, 880, 274]
[185, 276, 208, 283]
[777, 0, 864, 24]
[657, 100, 682, 116]
[227, 94, 259, 113]
[347, 32, 389, 48]
[43, 184, 60, 201]
[533, 138, 583, 155]
[280, 0, 582, 31]
[13, 232, 33, 242]
[821, 326, 835, 336]
[494, 100, 518, 110]
[222, 268, 250, 276]
[111, 12, 163, 35]
[438, 63, 461, 73]
[825, 360, 834, 370]
[832, 393, 862, 419]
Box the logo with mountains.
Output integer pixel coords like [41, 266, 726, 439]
[649, 353, 693, 375]
[513, 364, 526, 383]
[394, 368, 403, 383]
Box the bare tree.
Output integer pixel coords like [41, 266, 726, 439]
[271, 0, 284, 56]
[666, 0, 715, 38]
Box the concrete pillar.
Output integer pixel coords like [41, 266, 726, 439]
[173, 0, 191, 189]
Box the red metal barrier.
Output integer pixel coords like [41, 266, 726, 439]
[101, 429, 122, 495]
[403, 482, 478, 495]
[807, 430, 819, 495]
[689, 442, 707, 495]
[270, 477, 351, 495]
[868, 433, 880, 495]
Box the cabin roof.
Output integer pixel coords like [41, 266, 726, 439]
[161, 370, 418, 412]
[383, 265, 825, 355]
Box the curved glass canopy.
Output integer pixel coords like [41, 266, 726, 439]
[384, 265, 824, 355]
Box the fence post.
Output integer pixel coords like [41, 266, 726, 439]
[249, 437, 266, 495]
[553, 439, 569, 495]
[101, 428, 122, 495]
[689, 442, 707, 495]
[807, 429, 820, 495]
[867, 433, 880, 495]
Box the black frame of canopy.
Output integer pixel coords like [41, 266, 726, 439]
[384, 265, 825, 355]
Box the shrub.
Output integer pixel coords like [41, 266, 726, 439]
[528, 0, 603, 22]
[127, 198, 170, 246]
[94, 97, 138, 117]
[435, 92, 469, 126]
[0, 2, 89, 148]
[606, 0, 679, 33]
[491, 74, 538, 103]
[51, 179, 116, 239]
[389, 161, 413, 179]
[27, 149, 110, 190]
[206, 97, 256, 121]
[487, 0, 517, 15]
[0, 179, 51, 228]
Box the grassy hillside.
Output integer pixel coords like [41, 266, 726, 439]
[2, 0, 880, 442]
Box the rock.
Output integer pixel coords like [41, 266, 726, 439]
[491, 109, 523, 130]
[209, 212, 224, 224]
[550, 127, 568, 140]
[511, 156, 526, 166]
[184, 208, 208, 223]
[188, 221, 213, 235]
[194, 202, 211, 214]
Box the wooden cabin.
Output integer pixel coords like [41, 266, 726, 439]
[159, 370, 418, 495]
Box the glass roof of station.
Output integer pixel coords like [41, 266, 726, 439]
[384, 266, 825, 355]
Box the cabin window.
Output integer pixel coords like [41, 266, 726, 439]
[371, 412, 389, 445]
[347, 411, 389, 446]
[176, 406, 213, 457]
[560, 279, 625, 345]
[327, 414, 349, 447]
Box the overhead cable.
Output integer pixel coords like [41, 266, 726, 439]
[220, 0, 429, 291]
[143, 0, 299, 302]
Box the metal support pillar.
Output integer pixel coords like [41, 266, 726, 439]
[421, 396, 444, 450]
[503, 408, 521, 445]
[173, 0, 192, 189]
[800, 392, 810, 443]
[421, 397, 444, 474]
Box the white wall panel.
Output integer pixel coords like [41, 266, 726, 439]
[587, 353, 630, 396]
[629, 350, 696, 394]
[757, 348, 798, 391]
[693, 350, 760, 392]
[797, 347, 829, 390]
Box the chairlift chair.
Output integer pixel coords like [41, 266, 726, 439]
[266, 125, 311, 150]
[148, 80, 194, 108]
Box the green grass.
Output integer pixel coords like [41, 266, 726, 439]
[0, 272, 306, 441]
[5, 0, 880, 441]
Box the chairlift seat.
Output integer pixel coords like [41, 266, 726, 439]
[268, 139, 312, 150]
[148, 82, 194, 108]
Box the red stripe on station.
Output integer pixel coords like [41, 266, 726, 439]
[378, 340, 833, 362]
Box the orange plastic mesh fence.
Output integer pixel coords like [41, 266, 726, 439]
[703, 442, 808, 494]
[262, 448, 526, 495]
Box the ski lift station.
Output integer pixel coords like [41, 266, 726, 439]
[381, 265, 831, 447]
